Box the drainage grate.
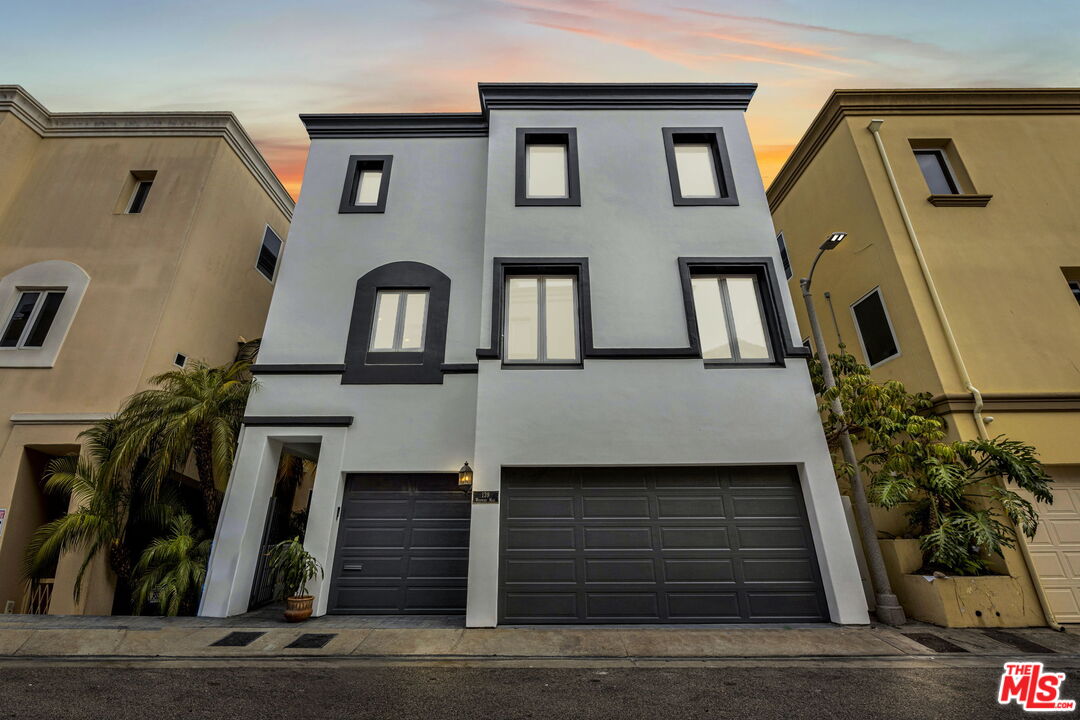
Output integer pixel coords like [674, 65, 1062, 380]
[982, 629, 1056, 654]
[902, 633, 969, 653]
[211, 631, 265, 647]
[286, 633, 336, 649]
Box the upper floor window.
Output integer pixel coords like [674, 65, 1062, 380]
[370, 290, 428, 352]
[0, 290, 66, 348]
[256, 226, 283, 281]
[339, 155, 392, 213]
[515, 129, 580, 206]
[122, 171, 157, 214]
[776, 231, 792, 279]
[1069, 280, 1080, 307]
[504, 275, 579, 363]
[662, 128, 738, 206]
[913, 149, 959, 196]
[851, 287, 900, 367]
[690, 275, 771, 362]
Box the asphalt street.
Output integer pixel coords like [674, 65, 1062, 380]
[0, 663, 1054, 719]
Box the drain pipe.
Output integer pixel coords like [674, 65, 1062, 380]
[866, 119, 1061, 630]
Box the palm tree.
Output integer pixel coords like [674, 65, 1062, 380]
[22, 420, 129, 601]
[114, 360, 254, 525]
[131, 513, 210, 616]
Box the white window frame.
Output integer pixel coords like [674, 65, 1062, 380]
[0, 289, 66, 349]
[691, 274, 774, 364]
[503, 275, 580, 365]
[0, 261, 89, 368]
[368, 290, 429, 353]
[255, 225, 284, 283]
[849, 286, 902, 368]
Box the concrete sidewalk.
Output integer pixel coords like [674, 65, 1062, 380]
[2, 613, 1080, 661]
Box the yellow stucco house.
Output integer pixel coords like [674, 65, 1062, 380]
[768, 88, 1080, 627]
[0, 86, 293, 615]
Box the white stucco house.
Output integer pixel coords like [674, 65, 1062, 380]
[200, 83, 869, 626]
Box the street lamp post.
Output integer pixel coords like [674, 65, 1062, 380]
[801, 232, 906, 626]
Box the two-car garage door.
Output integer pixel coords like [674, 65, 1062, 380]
[499, 466, 828, 624]
[326, 466, 828, 623]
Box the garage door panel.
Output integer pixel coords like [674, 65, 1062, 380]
[500, 467, 827, 623]
[585, 558, 656, 583]
[657, 496, 726, 519]
[504, 559, 578, 583]
[667, 593, 741, 618]
[587, 593, 659, 618]
[665, 559, 735, 582]
[505, 495, 576, 520]
[582, 496, 651, 518]
[505, 527, 576, 550]
[329, 474, 470, 614]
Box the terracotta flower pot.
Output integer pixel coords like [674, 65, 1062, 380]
[284, 595, 314, 623]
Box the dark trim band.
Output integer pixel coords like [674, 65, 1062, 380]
[243, 416, 354, 427]
[303, 113, 487, 139]
[928, 194, 993, 207]
[933, 393, 1080, 414]
[441, 363, 479, 374]
[251, 364, 346, 375]
[480, 83, 757, 111]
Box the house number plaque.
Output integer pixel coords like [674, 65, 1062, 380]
[472, 490, 499, 504]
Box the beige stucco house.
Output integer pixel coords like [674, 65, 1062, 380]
[0, 86, 293, 615]
[769, 88, 1080, 626]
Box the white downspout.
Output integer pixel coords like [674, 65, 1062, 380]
[866, 119, 1060, 630]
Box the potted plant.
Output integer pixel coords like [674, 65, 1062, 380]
[267, 537, 323, 622]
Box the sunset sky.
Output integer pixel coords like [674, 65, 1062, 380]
[8, 1, 1079, 199]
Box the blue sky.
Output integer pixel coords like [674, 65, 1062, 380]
[6, 1, 1079, 196]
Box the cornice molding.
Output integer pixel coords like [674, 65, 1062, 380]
[767, 88, 1080, 212]
[301, 113, 487, 139]
[479, 82, 757, 111]
[10, 412, 112, 425]
[0, 85, 294, 219]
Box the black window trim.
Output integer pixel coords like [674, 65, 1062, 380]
[850, 286, 902, 368]
[339, 154, 393, 214]
[776, 231, 792, 280]
[502, 273, 582, 367]
[662, 127, 738, 206]
[913, 148, 960, 196]
[476, 256, 808, 367]
[255, 224, 284, 282]
[515, 128, 580, 207]
[343, 261, 450, 384]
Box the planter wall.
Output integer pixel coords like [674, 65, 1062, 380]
[879, 538, 1045, 627]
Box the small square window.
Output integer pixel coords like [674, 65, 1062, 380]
[173, 353, 187, 368]
[369, 290, 428, 352]
[515, 129, 580, 206]
[663, 128, 737, 206]
[256, 226, 283, 281]
[851, 288, 900, 367]
[1, 290, 66, 348]
[504, 275, 579, 363]
[123, 170, 157, 214]
[691, 275, 772, 362]
[339, 155, 392, 213]
[1069, 280, 1080, 307]
[913, 149, 960, 195]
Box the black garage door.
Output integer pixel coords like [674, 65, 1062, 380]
[328, 474, 470, 614]
[499, 466, 828, 624]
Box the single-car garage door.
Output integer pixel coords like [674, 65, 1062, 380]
[499, 466, 828, 623]
[328, 474, 470, 614]
[1025, 467, 1080, 622]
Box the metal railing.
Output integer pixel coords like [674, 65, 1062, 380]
[23, 578, 54, 615]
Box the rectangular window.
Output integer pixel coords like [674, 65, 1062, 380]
[369, 290, 428, 352]
[776, 231, 792, 280]
[504, 275, 579, 363]
[691, 275, 772, 362]
[126, 179, 153, 214]
[1, 290, 65, 348]
[256, 226, 283, 281]
[663, 127, 737, 206]
[515, 129, 580, 206]
[1069, 280, 1080, 307]
[339, 155, 392, 213]
[851, 288, 900, 367]
[914, 149, 959, 195]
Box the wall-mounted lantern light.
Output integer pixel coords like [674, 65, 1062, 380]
[458, 461, 474, 492]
